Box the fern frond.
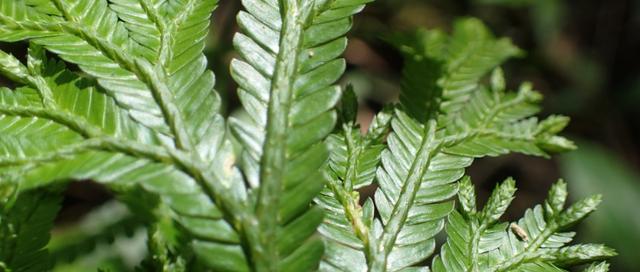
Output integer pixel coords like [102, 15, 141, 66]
[111, 0, 224, 161]
[317, 18, 576, 271]
[0, 190, 62, 272]
[439, 18, 523, 113]
[14, 150, 241, 269]
[226, 0, 371, 270]
[0, 49, 160, 169]
[0, 108, 83, 163]
[432, 178, 616, 272]
[0, 84, 232, 271]
[0, 1, 616, 270]
[317, 104, 392, 271]
[0, 0, 222, 154]
[0, 3, 245, 269]
[0, 0, 172, 133]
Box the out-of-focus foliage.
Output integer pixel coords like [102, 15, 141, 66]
[561, 142, 640, 272]
[49, 201, 146, 267]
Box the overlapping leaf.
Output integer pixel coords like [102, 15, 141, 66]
[0, 0, 222, 152]
[439, 18, 523, 113]
[0, 71, 238, 268]
[0, 49, 158, 168]
[110, 0, 224, 161]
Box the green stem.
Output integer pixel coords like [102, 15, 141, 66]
[330, 125, 372, 258]
[133, 60, 193, 151]
[469, 221, 486, 272]
[25, 74, 56, 109]
[479, 90, 529, 127]
[0, 105, 173, 164]
[0, 140, 101, 167]
[252, 1, 312, 270]
[343, 125, 360, 190]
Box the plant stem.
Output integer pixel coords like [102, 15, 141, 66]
[251, 0, 311, 270]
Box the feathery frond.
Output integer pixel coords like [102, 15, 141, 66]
[226, 0, 372, 270]
[432, 178, 616, 272]
[316, 18, 577, 271]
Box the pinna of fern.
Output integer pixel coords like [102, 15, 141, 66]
[0, 0, 616, 271]
[432, 177, 616, 272]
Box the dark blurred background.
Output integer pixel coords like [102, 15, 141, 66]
[2, 0, 637, 271]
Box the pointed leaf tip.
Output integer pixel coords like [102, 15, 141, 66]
[458, 176, 477, 215]
[557, 194, 602, 228]
[545, 179, 568, 218]
[481, 177, 517, 225]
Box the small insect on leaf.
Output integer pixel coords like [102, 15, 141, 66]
[510, 222, 529, 242]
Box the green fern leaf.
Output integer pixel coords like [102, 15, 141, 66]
[110, 0, 224, 160]
[439, 18, 523, 113]
[318, 18, 576, 271]
[16, 150, 240, 268]
[317, 106, 392, 271]
[227, 0, 371, 270]
[0, 2, 242, 268]
[0, 48, 158, 169]
[0, 41, 234, 272]
[0, 1, 615, 271]
[0, 0, 222, 150]
[432, 178, 616, 272]
[0, 0, 172, 132]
